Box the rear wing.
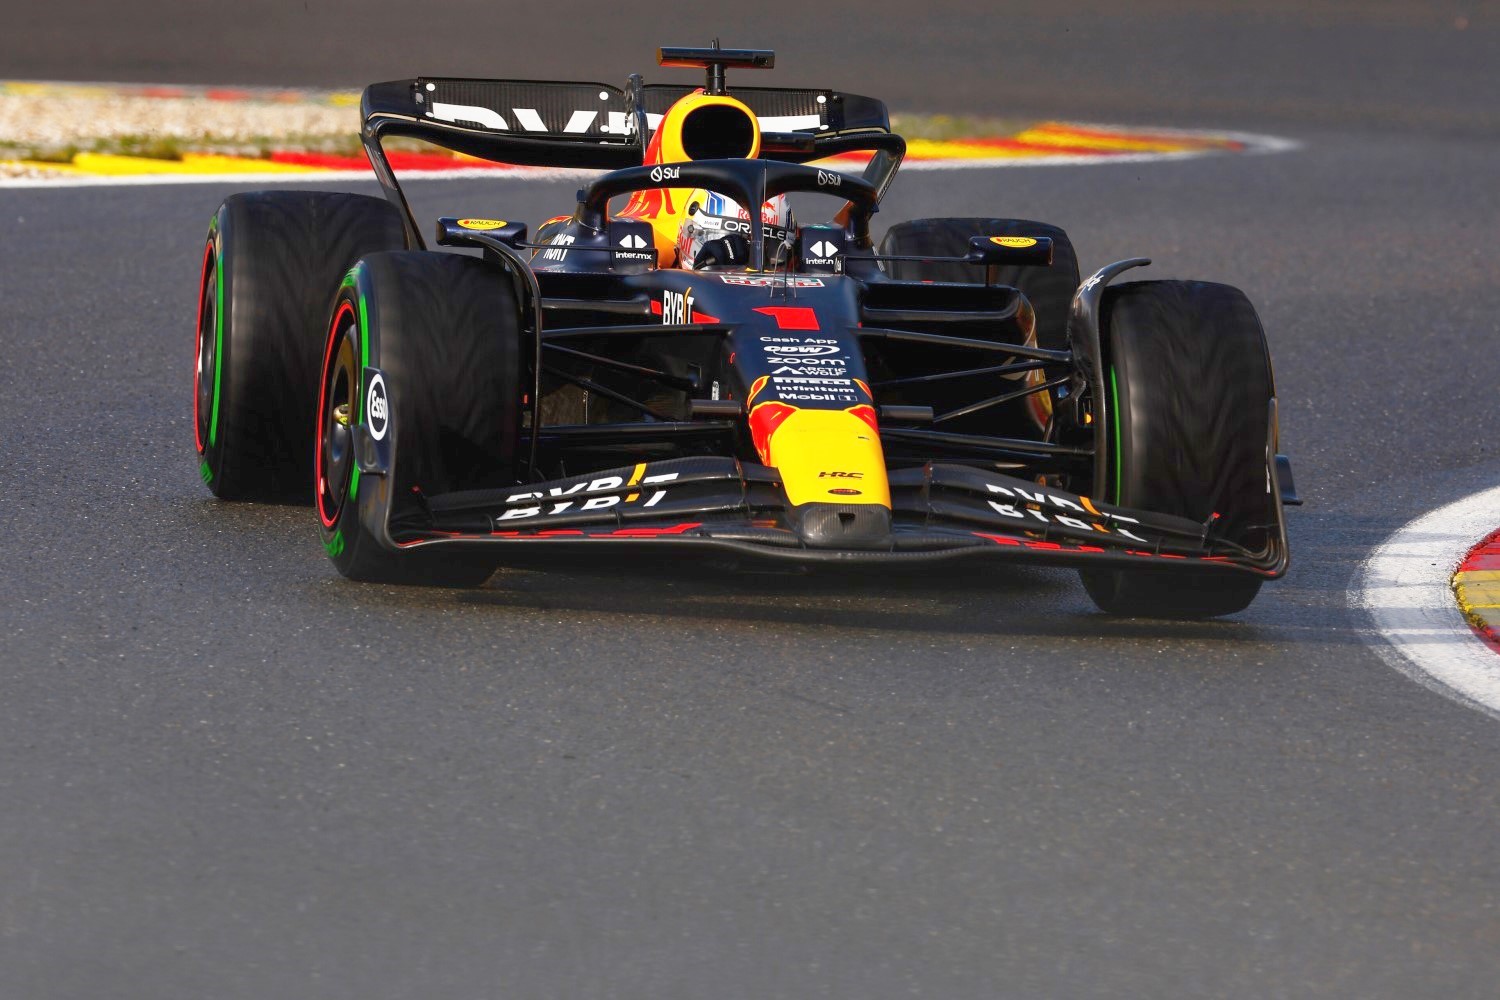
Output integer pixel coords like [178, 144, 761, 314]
[361, 76, 904, 248]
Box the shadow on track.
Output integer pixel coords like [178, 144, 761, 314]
[196, 498, 1347, 645]
[439, 553, 1298, 644]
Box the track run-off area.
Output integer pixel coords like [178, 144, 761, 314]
[4, 4, 1500, 998]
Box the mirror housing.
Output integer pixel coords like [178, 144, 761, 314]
[965, 234, 1054, 267]
[435, 217, 528, 249]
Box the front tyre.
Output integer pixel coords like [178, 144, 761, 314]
[316, 252, 523, 587]
[1080, 281, 1274, 618]
[195, 191, 406, 501]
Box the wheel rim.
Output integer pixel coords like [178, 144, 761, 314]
[193, 243, 216, 454]
[317, 302, 358, 529]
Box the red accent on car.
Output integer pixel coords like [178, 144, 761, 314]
[752, 306, 820, 330]
[846, 404, 880, 436]
[747, 401, 798, 465]
[608, 522, 703, 537]
[974, 533, 1021, 546]
[314, 301, 357, 530]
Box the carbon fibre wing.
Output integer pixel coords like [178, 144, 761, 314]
[378, 457, 1288, 576]
[359, 77, 902, 248]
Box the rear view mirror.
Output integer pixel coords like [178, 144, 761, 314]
[434, 217, 528, 249]
[965, 234, 1054, 267]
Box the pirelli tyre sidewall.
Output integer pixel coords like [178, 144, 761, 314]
[194, 191, 406, 502]
[315, 251, 522, 587]
[1080, 280, 1274, 618]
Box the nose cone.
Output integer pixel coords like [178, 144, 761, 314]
[793, 502, 892, 549]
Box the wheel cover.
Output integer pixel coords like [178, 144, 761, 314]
[316, 302, 359, 529]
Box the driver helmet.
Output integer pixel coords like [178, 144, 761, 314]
[676, 189, 792, 269]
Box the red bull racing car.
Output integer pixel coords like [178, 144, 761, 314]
[193, 44, 1297, 617]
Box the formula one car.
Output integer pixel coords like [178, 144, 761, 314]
[193, 44, 1297, 617]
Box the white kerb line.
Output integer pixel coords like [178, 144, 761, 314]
[1353, 483, 1500, 721]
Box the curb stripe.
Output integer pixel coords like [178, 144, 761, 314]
[3, 77, 1294, 184]
[1454, 530, 1500, 648]
[1353, 483, 1500, 722]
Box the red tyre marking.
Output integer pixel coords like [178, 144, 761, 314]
[192, 239, 213, 455]
[315, 301, 356, 529]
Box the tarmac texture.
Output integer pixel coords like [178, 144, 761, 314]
[3, 3, 1500, 998]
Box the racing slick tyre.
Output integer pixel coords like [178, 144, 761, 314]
[1079, 280, 1274, 618]
[878, 217, 1079, 349]
[194, 191, 406, 502]
[315, 252, 522, 587]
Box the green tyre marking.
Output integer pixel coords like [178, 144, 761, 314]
[322, 529, 345, 558]
[208, 228, 225, 448]
[349, 286, 370, 503]
[198, 459, 213, 484]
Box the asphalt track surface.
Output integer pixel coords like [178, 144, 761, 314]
[4, 3, 1500, 998]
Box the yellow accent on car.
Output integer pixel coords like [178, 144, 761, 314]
[766, 409, 890, 508]
[652, 91, 762, 163]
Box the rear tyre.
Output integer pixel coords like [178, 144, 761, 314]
[878, 217, 1080, 349]
[1079, 280, 1274, 618]
[316, 252, 522, 587]
[194, 191, 406, 502]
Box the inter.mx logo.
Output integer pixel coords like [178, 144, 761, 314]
[807, 240, 840, 258]
[618, 233, 649, 249]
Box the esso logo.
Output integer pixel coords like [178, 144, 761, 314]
[366, 373, 389, 441]
[650, 164, 681, 183]
[764, 344, 840, 356]
[816, 169, 842, 187]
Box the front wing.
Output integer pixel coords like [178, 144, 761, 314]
[390, 458, 1288, 576]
